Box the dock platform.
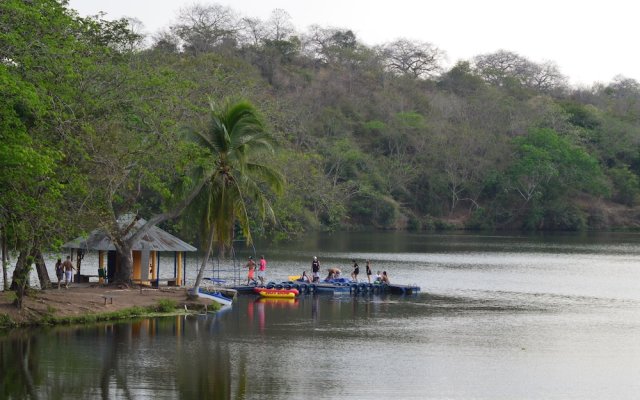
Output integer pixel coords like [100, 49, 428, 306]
[232, 281, 420, 295]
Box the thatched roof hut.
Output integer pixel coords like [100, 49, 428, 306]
[63, 215, 197, 286]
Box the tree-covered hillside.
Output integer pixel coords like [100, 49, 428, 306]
[3, 1, 640, 262]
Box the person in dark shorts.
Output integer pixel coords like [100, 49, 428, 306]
[365, 260, 372, 283]
[311, 256, 320, 282]
[55, 258, 63, 289]
[350, 259, 359, 282]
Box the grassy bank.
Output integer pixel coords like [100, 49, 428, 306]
[0, 298, 222, 330]
[0, 288, 224, 331]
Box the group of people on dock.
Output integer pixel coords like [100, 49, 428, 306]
[307, 257, 389, 284]
[245, 254, 390, 286]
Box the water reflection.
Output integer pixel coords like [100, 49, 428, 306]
[0, 314, 240, 399]
[0, 295, 414, 399]
[3, 232, 640, 399]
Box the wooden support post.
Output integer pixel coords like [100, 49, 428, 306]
[177, 252, 183, 286]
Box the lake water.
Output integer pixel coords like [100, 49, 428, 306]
[2, 231, 640, 399]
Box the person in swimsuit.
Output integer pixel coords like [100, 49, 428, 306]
[365, 260, 372, 283]
[246, 256, 257, 285]
[350, 259, 359, 282]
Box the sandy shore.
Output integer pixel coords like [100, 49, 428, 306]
[0, 284, 210, 327]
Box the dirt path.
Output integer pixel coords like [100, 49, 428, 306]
[0, 285, 208, 327]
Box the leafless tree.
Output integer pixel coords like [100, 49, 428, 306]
[265, 9, 294, 41]
[170, 3, 240, 54]
[239, 17, 267, 47]
[473, 50, 566, 92]
[303, 25, 357, 63]
[380, 39, 445, 79]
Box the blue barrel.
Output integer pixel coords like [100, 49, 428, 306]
[299, 284, 308, 294]
[275, 284, 283, 289]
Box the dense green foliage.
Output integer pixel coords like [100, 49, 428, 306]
[2, 0, 640, 269]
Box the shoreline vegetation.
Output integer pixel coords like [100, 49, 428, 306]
[0, 286, 221, 331]
[4, 0, 640, 333]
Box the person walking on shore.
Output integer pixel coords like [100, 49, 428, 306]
[55, 258, 63, 289]
[61, 256, 74, 288]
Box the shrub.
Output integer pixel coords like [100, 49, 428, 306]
[0, 313, 15, 329]
[466, 207, 495, 231]
[156, 299, 178, 313]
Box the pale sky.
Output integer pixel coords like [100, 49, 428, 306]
[68, 0, 639, 87]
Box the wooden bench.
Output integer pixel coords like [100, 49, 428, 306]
[101, 294, 116, 305]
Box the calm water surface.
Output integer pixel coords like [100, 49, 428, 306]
[2, 232, 640, 399]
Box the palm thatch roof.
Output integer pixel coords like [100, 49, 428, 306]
[63, 215, 197, 252]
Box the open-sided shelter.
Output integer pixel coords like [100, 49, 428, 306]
[63, 215, 197, 286]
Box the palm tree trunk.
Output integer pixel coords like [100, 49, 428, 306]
[192, 227, 216, 292]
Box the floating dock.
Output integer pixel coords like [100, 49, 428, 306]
[232, 281, 420, 295]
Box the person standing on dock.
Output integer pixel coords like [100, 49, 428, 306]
[258, 255, 267, 285]
[311, 256, 320, 283]
[246, 256, 257, 285]
[350, 259, 359, 282]
[365, 260, 372, 283]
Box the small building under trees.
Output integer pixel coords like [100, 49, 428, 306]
[63, 216, 197, 286]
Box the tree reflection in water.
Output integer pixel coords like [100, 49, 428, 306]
[0, 313, 249, 399]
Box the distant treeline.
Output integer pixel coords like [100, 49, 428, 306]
[3, 1, 640, 262]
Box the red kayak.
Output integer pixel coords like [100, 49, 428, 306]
[253, 287, 299, 298]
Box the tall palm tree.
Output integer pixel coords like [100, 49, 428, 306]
[189, 99, 284, 292]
